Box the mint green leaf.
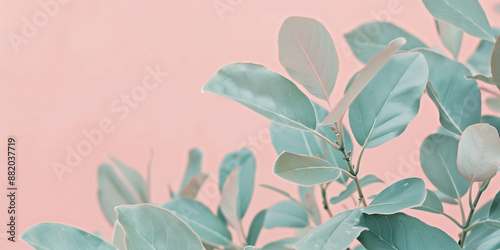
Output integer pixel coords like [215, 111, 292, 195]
[358, 213, 461, 249]
[264, 200, 309, 229]
[322, 38, 406, 125]
[218, 148, 255, 219]
[345, 22, 426, 63]
[413, 189, 444, 214]
[471, 75, 497, 85]
[467, 28, 500, 75]
[179, 148, 203, 192]
[111, 221, 126, 250]
[179, 173, 209, 199]
[432, 190, 458, 204]
[162, 198, 232, 246]
[279, 17, 338, 102]
[109, 158, 148, 203]
[457, 124, 500, 182]
[436, 20, 463, 60]
[299, 186, 321, 225]
[489, 190, 500, 222]
[220, 168, 246, 239]
[422, 0, 494, 41]
[202, 63, 316, 131]
[247, 209, 267, 246]
[330, 175, 384, 204]
[349, 52, 428, 148]
[270, 103, 353, 184]
[416, 49, 481, 135]
[487, 98, 500, 113]
[491, 33, 500, 87]
[273, 152, 342, 186]
[21, 223, 116, 250]
[295, 208, 367, 250]
[262, 238, 298, 250]
[420, 134, 469, 198]
[116, 204, 203, 250]
[465, 200, 500, 249]
[363, 178, 426, 214]
[482, 116, 500, 135]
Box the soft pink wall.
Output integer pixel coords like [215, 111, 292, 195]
[1, 0, 500, 249]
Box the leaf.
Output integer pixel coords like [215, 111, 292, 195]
[279, 17, 339, 102]
[202, 63, 316, 131]
[344, 22, 426, 63]
[432, 190, 458, 204]
[358, 213, 461, 249]
[220, 168, 246, 238]
[482, 116, 500, 135]
[264, 200, 309, 229]
[109, 158, 148, 203]
[471, 75, 496, 84]
[467, 28, 500, 75]
[487, 98, 500, 113]
[349, 52, 428, 148]
[457, 124, 500, 182]
[21, 223, 116, 250]
[179, 148, 203, 193]
[273, 152, 342, 186]
[218, 148, 255, 219]
[295, 208, 367, 250]
[492, 33, 500, 87]
[116, 204, 203, 250]
[330, 175, 384, 204]
[435, 20, 463, 60]
[111, 221, 126, 250]
[489, 190, 500, 222]
[162, 198, 232, 246]
[262, 238, 299, 250]
[363, 178, 426, 215]
[420, 134, 469, 198]
[465, 200, 500, 249]
[179, 173, 209, 199]
[270, 103, 353, 184]
[422, 0, 495, 41]
[299, 186, 321, 225]
[247, 209, 267, 246]
[416, 49, 481, 135]
[322, 38, 406, 125]
[413, 189, 444, 214]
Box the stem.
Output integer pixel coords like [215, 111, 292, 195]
[146, 149, 154, 202]
[311, 130, 340, 151]
[440, 212, 463, 229]
[354, 146, 366, 175]
[321, 184, 334, 217]
[352, 176, 368, 207]
[459, 181, 488, 248]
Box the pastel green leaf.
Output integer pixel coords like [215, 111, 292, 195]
[330, 175, 384, 204]
[273, 152, 342, 186]
[465, 200, 500, 249]
[111, 221, 126, 250]
[162, 198, 232, 246]
[491, 33, 500, 86]
[363, 178, 426, 215]
[420, 134, 469, 198]
[435, 20, 463, 60]
[98, 164, 141, 225]
[322, 38, 406, 125]
[179, 173, 209, 199]
[358, 213, 461, 249]
[422, 0, 495, 41]
[220, 168, 246, 238]
[202, 63, 316, 131]
[279, 17, 338, 102]
[344, 22, 426, 63]
[413, 189, 444, 214]
[179, 148, 203, 193]
[349, 52, 428, 148]
[487, 98, 500, 113]
[270, 103, 353, 184]
[247, 209, 267, 246]
[467, 28, 500, 75]
[264, 200, 309, 229]
[218, 148, 255, 219]
[489, 190, 500, 221]
[471, 75, 496, 85]
[262, 238, 298, 250]
[116, 204, 203, 250]
[109, 158, 148, 203]
[457, 124, 500, 182]
[416, 49, 481, 135]
[482, 116, 500, 135]
[432, 190, 458, 204]
[295, 208, 367, 250]
[21, 223, 116, 250]
[299, 186, 321, 225]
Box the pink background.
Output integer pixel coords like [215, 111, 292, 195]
[1, 0, 500, 249]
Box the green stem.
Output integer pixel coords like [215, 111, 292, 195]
[459, 181, 488, 248]
[311, 130, 340, 151]
[321, 184, 334, 217]
[440, 212, 463, 229]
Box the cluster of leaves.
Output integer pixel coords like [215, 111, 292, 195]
[21, 0, 500, 249]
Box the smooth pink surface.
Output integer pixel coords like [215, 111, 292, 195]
[1, 0, 500, 249]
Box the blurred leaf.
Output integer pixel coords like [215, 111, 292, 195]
[295, 208, 367, 250]
[457, 124, 500, 182]
[465, 201, 500, 249]
[481, 116, 500, 135]
[299, 186, 321, 225]
[432, 190, 458, 204]
[116, 204, 203, 250]
[264, 200, 309, 229]
[491, 33, 500, 88]
[21, 223, 115, 250]
[471, 75, 496, 84]
[262, 238, 299, 250]
[422, 0, 494, 41]
[435, 20, 463, 60]
[322, 38, 406, 125]
[487, 98, 500, 113]
[358, 213, 461, 249]
[467, 28, 500, 75]
[220, 168, 246, 238]
[413, 189, 444, 214]
[273, 152, 342, 186]
[179, 148, 203, 193]
[420, 134, 469, 199]
[363, 178, 426, 215]
[202, 63, 316, 131]
[111, 221, 126, 250]
[349, 52, 428, 148]
[179, 173, 209, 199]
[247, 209, 267, 246]
[162, 198, 232, 246]
[279, 17, 338, 102]
[219, 148, 255, 219]
[330, 175, 384, 204]
[344, 22, 426, 63]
